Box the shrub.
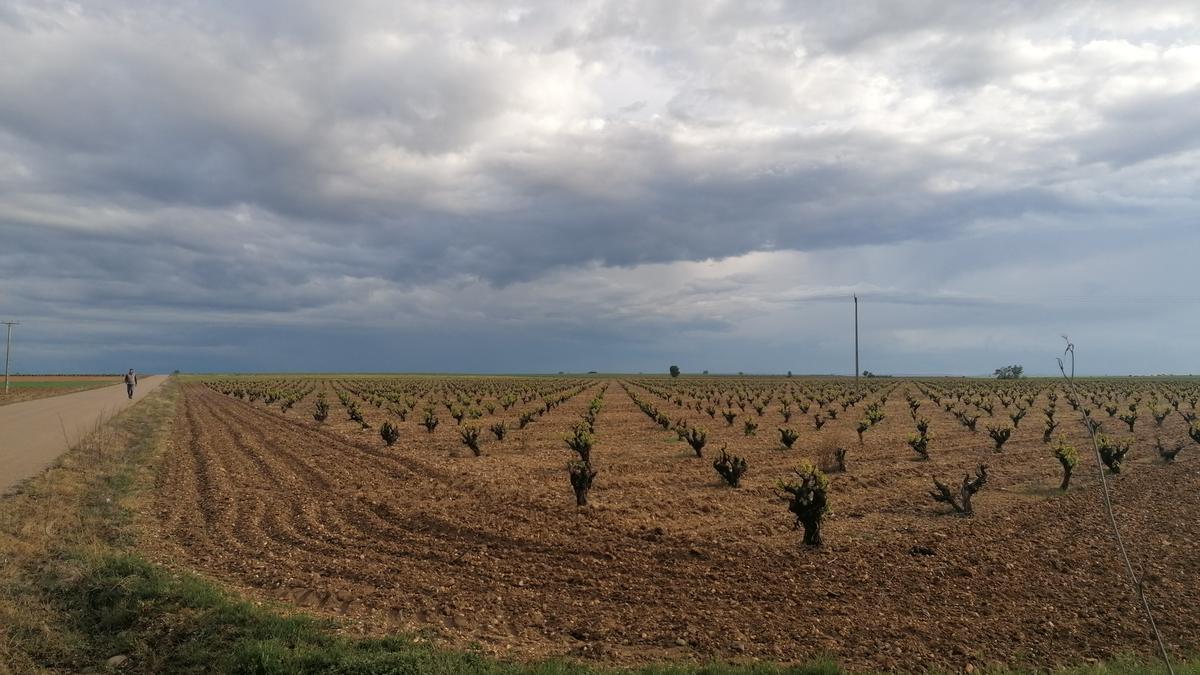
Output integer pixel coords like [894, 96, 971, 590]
[778, 461, 830, 546]
[907, 432, 931, 460]
[864, 404, 884, 426]
[421, 410, 439, 433]
[1152, 407, 1170, 426]
[712, 446, 748, 487]
[1118, 411, 1137, 432]
[380, 421, 400, 447]
[674, 423, 689, 442]
[347, 402, 364, 423]
[1189, 422, 1200, 446]
[313, 398, 329, 422]
[683, 426, 708, 457]
[490, 421, 507, 441]
[1097, 435, 1129, 474]
[812, 414, 826, 430]
[987, 425, 1012, 452]
[855, 420, 869, 443]
[518, 411, 536, 429]
[1052, 437, 1077, 490]
[459, 425, 483, 456]
[1043, 416, 1059, 443]
[566, 424, 594, 463]
[722, 410, 737, 426]
[1156, 437, 1184, 463]
[743, 419, 758, 436]
[1010, 408, 1028, 428]
[778, 427, 800, 449]
[929, 464, 988, 516]
[568, 461, 598, 506]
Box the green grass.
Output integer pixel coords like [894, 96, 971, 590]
[31, 550, 843, 675]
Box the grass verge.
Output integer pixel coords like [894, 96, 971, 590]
[0, 380, 1193, 674]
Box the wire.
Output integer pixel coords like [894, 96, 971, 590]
[1057, 338, 1175, 675]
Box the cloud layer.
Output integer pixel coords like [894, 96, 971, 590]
[2, 1, 1198, 374]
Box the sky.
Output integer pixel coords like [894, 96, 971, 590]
[2, 1, 1198, 376]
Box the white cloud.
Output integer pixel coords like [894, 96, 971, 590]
[1, 0, 1198, 373]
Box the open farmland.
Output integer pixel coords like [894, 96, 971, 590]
[145, 375, 1200, 672]
[0, 375, 120, 405]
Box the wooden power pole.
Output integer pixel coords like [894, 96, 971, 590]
[3, 321, 17, 394]
[853, 296, 859, 385]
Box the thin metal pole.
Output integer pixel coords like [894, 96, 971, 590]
[853, 295, 859, 384]
[3, 322, 17, 395]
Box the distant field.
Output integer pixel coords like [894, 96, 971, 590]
[0, 376, 119, 405]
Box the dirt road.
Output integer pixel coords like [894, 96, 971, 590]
[0, 375, 167, 493]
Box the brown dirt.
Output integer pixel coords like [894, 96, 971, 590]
[0, 376, 120, 406]
[146, 380, 1200, 672]
[5, 375, 121, 380]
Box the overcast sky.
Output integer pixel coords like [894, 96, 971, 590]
[2, 1, 1198, 375]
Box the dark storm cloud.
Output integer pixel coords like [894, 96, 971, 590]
[2, 0, 1199, 373]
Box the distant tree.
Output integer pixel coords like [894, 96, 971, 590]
[863, 370, 875, 378]
[994, 365, 1024, 380]
[787, 371, 793, 378]
[669, 365, 681, 378]
[702, 370, 709, 375]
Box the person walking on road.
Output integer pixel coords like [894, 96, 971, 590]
[124, 369, 138, 399]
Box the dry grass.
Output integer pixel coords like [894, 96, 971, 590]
[0, 380, 178, 674]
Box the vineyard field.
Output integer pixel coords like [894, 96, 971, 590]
[146, 375, 1200, 672]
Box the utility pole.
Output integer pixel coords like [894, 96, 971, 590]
[853, 295, 859, 385]
[3, 321, 17, 395]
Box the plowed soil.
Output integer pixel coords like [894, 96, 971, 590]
[147, 381, 1200, 672]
